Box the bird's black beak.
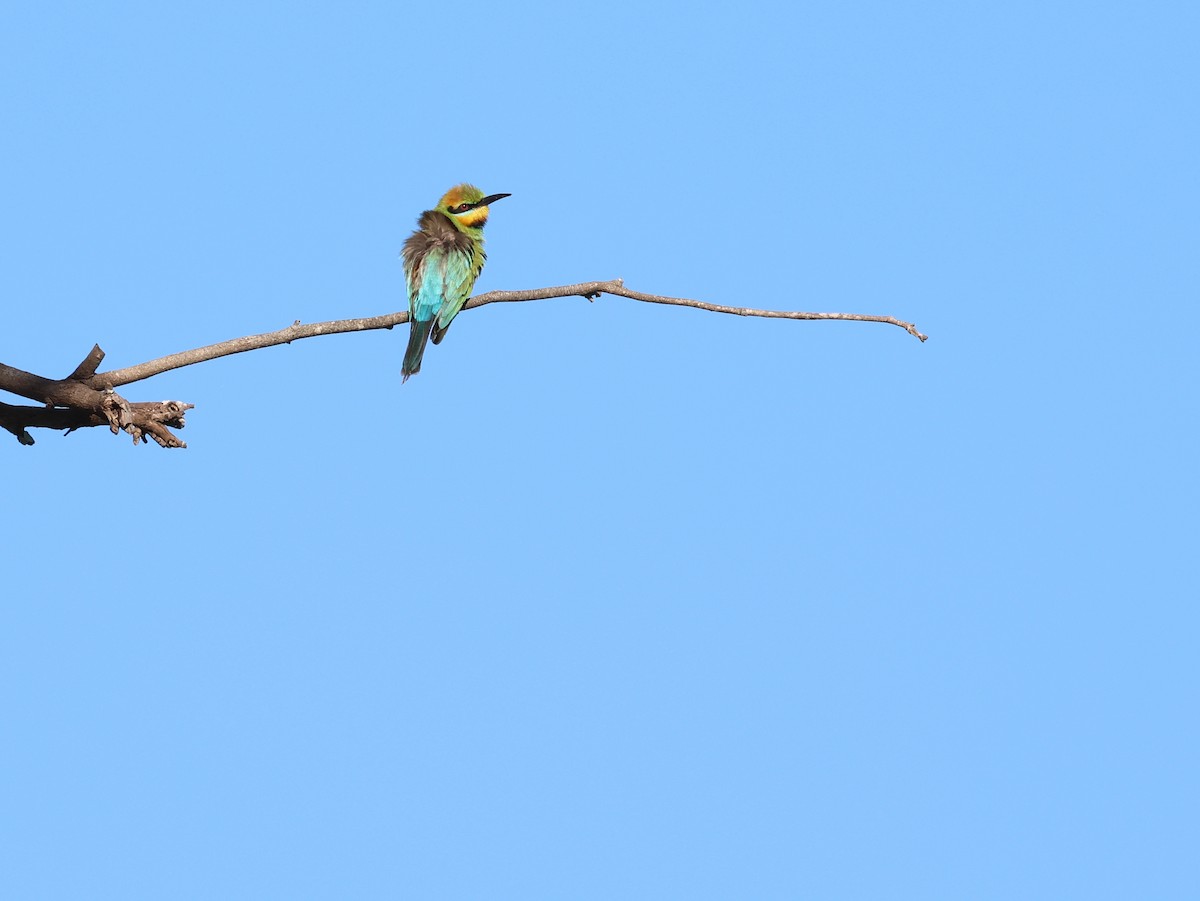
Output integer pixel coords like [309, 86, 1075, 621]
[475, 193, 511, 208]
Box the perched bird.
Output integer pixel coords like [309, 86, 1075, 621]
[400, 184, 511, 381]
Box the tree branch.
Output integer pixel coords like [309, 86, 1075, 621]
[67, 344, 106, 381]
[466, 280, 929, 342]
[0, 357, 192, 447]
[0, 398, 193, 448]
[2, 280, 926, 448]
[90, 280, 926, 390]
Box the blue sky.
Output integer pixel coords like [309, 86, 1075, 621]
[2, 1, 1196, 897]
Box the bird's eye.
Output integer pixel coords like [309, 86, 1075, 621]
[452, 203, 472, 214]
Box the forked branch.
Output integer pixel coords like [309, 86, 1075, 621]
[1, 280, 926, 447]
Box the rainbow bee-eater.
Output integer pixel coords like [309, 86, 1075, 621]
[400, 184, 511, 381]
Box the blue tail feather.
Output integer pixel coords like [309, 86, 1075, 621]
[402, 318, 434, 382]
